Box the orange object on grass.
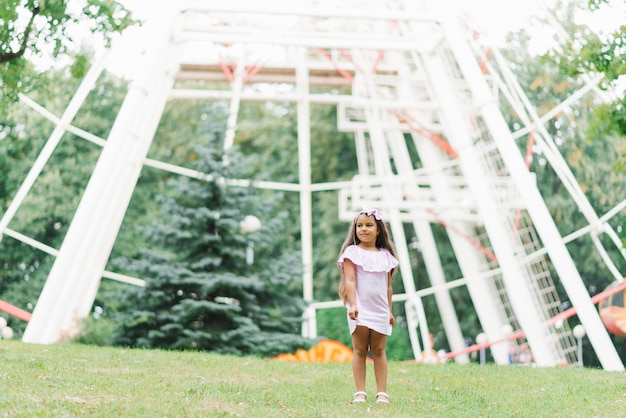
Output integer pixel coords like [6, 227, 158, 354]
[274, 339, 353, 363]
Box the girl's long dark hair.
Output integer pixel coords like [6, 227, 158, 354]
[337, 214, 397, 301]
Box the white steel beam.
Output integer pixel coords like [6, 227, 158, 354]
[442, 19, 624, 371]
[388, 47, 468, 363]
[181, 1, 440, 22]
[413, 219, 469, 363]
[178, 32, 430, 53]
[389, 211, 428, 361]
[223, 56, 246, 152]
[2, 228, 145, 287]
[296, 47, 316, 339]
[424, 52, 559, 366]
[22, 4, 183, 344]
[169, 89, 439, 111]
[489, 47, 625, 281]
[357, 75, 431, 360]
[409, 133, 511, 364]
[379, 84, 468, 362]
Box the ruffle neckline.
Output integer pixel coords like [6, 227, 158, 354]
[338, 245, 398, 273]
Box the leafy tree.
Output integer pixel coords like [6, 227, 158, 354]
[0, 0, 135, 113]
[110, 143, 313, 356]
[542, 0, 626, 170]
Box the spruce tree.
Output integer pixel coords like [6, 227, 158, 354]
[111, 145, 313, 356]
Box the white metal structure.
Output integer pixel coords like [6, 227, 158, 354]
[1, 0, 624, 370]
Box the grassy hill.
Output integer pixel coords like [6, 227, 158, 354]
[1, 339, 624, 417]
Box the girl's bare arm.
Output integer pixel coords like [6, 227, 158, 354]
[343, 259, 358, 318]
[388, 272, 395, 326]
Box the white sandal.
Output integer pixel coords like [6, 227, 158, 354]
[352, 391, 367, 403]
[376, 392, 390, 405]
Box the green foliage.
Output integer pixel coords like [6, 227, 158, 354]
[0, 0, 135, 113]
[587, 98, 626, 171]
[73, 315, 116, 346]
[551, 26, 626, 82]
[2, 340, 626, 417]
[541, 0, 626, 148]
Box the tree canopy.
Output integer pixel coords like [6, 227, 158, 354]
[542, 0, 626, 170]
[0, 0, 134, 113]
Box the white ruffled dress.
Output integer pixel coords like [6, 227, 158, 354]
[337, 245, 399, 336]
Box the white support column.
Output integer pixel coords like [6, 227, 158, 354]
[223, 55, 245, 152]
[388, 209, 431, 361]
[442, 20, 624, 371]
[354, 130, 370, 176]
[413, 219, 469, 364]
[296, 47, 315, 338]
[387, 47, 469, 362]
[491, 47, 625, 282]
[412, 135, 510, 364]
[424, 53, 558, 366]
[359, 76, 429, 358]
[403, 300, 423, 362]
[23, 4, 183, 344]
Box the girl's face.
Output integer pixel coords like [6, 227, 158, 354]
[355, 214, 378, 245]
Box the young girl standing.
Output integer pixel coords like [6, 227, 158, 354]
[337, 208, 399, 405]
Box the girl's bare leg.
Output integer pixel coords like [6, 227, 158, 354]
[369, 330, 389, 395]
[351, 326, 370, 399]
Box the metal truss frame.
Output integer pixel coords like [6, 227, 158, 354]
[1, 0, 624, 371]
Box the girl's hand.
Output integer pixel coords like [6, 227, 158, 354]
[389, 313, 396, 327]
[348, 306, 359, 320]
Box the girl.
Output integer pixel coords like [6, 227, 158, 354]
[337, 208, 398, 405]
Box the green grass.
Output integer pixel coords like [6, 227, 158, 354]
[1, 340, 624, 417]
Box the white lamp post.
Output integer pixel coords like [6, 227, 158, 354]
[476, 332, 488, 365]
[240, 215, 262, 265]
[573, 325, 586, 367]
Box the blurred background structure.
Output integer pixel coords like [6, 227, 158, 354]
[1, 0, 625, 370]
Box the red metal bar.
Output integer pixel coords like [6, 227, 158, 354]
[242, 60, 267, 84]
[218, 49, 235, 83]
[427, 209, 498, 262]
[0, 299, 32, 322]
[443, 279, 626, 360]
[478, 48, 492, 75]
[391, 109, 459, 158]
[371, 20, 397, 72]
[219, 61, 234, 83]
[371, 50, 384, 72]
[338, 49, 363, 74]
[314, 48, 354, 81]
